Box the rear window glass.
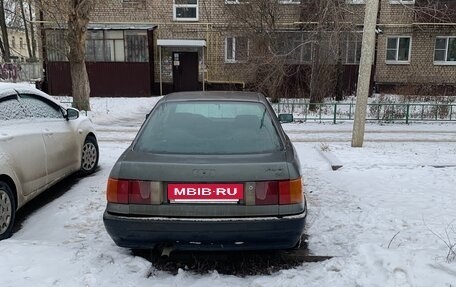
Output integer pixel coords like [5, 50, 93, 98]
[135, 101, 282, 154]
[0, 96, 29, 121]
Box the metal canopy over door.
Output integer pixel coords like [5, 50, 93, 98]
[173, 52, 199, 92]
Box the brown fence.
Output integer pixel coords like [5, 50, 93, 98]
[46, 62, 152, 97]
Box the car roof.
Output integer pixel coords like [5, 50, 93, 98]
[0, 82, 61, 106]
[163, 91, 267, 103]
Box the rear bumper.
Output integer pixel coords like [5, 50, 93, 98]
[103, 210, 306, 251]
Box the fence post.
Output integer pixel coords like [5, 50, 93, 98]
[319, 104, 322, 122]
[304, 103, 308, 122]
[377, 104, 380, 121]
[333, 103, 337, 124]
[406, 104, 410, 124]
[349, 102, 353, 120]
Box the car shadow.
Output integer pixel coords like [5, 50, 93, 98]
[12, 168, 101, 234]
[133, 235, 331, 276]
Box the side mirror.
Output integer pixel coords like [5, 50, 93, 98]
[66, 108, 80, 120]
[278, 113, 293, 123]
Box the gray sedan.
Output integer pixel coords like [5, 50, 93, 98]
[103, 91, 306, 251]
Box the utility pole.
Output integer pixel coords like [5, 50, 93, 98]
[351, 0, 380, 147]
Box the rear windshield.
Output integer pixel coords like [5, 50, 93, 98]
[135, 101, 282, 154]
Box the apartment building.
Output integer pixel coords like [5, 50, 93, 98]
[8, 28, 29, 62]
[375, 0, 456, 94]
[42, 0, 456, 97]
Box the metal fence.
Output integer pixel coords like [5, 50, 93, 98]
[272, 101, 456, 123]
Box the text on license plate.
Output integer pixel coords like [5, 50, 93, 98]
[167, 183, 244, 202]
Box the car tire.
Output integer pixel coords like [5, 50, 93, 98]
[80, 135, 99, 176]
[0, 181, 15, 240]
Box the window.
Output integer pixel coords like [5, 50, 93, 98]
[136, 101, 282, 155]
[275, 32, 312, 64]
[341, 32, 362, 64]
[47, 29, 148, 62]
[85, 30, 147, 62]
[386, 36, 411, 63]
[0, 96, 29, 121]
[125, 31, 148, 62]
[174, 0, 198, 21]
[11, 36, 16, 48]
[434, 37, 456, 64]
[225, 37, 249, 63]
[19, 94, 63, 119]
[46, 30, 68, 61]
[19, 38, 23, 49]
[390, 0, 414, 4]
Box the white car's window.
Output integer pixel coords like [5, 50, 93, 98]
[19, 94, 63, 119]
[136, 101, 282, 155]
[0, 96, 30, 121]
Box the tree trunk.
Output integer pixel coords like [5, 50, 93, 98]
[28, 0, 37, 60]
[0, 0, 11, 62]
[67, 0, 93, 111]
[309, 29, 322, 111]
[20, 0, 33, 61]
[70, 61, 91, 110]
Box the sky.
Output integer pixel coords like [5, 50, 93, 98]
[1, 96, 456, 287]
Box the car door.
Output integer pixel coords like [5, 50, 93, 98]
[18, 93, 79, 185]
[0, 94, 47, 196]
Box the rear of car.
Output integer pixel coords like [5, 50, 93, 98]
[103, 91, 306, 250]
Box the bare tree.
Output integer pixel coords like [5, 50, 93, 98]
[19, 0, 33, 61]
[28, 0, 37, 60]
[0, 0, 11, 62]
[39, 0, 96, 111]
[225, 0, 360, 104]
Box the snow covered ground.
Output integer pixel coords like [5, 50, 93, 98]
[1, 97, 456, 287]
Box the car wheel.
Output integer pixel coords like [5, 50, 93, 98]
[80, 136, 99, 176]
[0, 181, 15, 240]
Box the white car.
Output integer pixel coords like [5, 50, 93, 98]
[0, 83, 99, 240]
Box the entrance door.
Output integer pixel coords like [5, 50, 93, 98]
[173, 52, 199, 92]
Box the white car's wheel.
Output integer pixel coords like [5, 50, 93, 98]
[80, 136, 99, 176]
[0, 181, 15, 240]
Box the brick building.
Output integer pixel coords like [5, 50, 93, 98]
[42, 0, 456, 97]
[375, 0, 456, 94]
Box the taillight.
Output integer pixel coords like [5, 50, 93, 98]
[107, 178, 163, 204]
[279, 178, 303, 205]
[246, 178, 303, 205]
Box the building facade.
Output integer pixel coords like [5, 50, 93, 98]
[42, 0, 456, 97]
[8, 28, 30, 62]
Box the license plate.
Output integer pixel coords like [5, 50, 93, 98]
[168, 183, 244, 203]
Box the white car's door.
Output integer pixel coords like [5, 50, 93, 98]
[0, 94, 47, 196]
[19, 93, 79, 185]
